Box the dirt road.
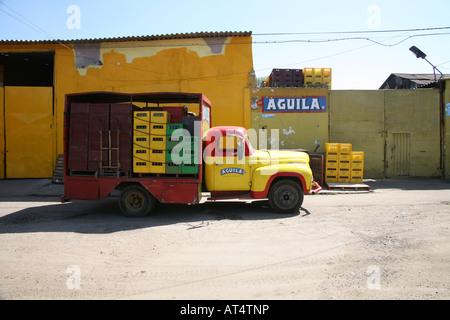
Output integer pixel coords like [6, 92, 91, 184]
[0, 179, 449, 300]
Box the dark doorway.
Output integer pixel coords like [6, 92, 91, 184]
[0, 51, 54, 86]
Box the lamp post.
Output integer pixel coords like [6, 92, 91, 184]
[409, 46, 443, 82]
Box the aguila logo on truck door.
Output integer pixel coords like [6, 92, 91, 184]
[221, 168, 244, 175]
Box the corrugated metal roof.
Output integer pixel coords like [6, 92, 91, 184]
[379, 73, 450, 89]
[0, 31, 252, 45]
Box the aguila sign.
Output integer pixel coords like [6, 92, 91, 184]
[263, 97, 327, 113]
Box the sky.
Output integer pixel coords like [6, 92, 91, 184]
[1, 0, 449, 89]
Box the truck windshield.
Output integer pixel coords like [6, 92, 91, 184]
[245, 133, 256, 155]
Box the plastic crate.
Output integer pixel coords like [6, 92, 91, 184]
[149, 162, 165, 173]
[165, 147, 182, 163]
[326, 167, 338, 177]
[182, 148, 200, 164]
[150, 135, 166, 149]
[325, 175, 338, 183]
[326, 152, 339, 160]
[338, 175, 351, 183]
[151, 111, 171, 124]
[339, 152, 352, 161]
[134, 111, 150, 122]
[325, 159, 339, 168]
[166, 135, 183, 149]
[323, 68, 332, 87]
[339, 159, 352, 169]
[166, 162, 182, 174]
[133, 148, 150, 161]
[325, 143, 340, 153]
[150, 149, 166, 162]
[351, 168, 363, 183]
[313, 68, 323, 82]
[133, 160, 151, 173]
[338, 167, 351, 183]
[338, 168, 350, 176]
[303, 68, 314, 82]
[351, 168, 363, 176]
[182, 163, 198, 174]
[133, 136, 150, 148]
[351, 160, 364, 169]
[352, 151, 364, 161]
[340, 143, 352, 153]
[133, 124, 149, 135]
[150, 123, 166, 136]
[183, 135, 200, 144]
[166, 123, 183, 135]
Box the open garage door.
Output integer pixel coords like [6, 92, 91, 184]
[4, 86, 54, 178]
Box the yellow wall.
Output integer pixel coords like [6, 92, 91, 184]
[0, 36, 253, 178]
[250, 87, 329, 152]
[330, 89, 441, 178]
[330, 90, 385, 178]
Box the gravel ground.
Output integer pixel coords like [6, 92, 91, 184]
[0, 178, 449, 300]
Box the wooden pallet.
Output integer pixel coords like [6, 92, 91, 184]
[325, 182, 370, 191]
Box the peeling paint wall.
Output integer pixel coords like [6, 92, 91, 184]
[0, 36, 253, 168]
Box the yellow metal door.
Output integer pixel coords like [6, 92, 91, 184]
[4, 86, 54, 178]
[211, 134, 251, 191]
[386, 132, 410, 177]
[213, 156, 251, 191]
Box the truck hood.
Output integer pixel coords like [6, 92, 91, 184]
[253, 150, 310, 165]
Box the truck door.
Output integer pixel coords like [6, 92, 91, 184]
[212, 133, 251, 191]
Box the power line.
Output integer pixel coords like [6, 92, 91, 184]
[1, 3, 449, 82]
[252, 26, 450, 36]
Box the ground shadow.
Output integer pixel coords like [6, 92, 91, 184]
[366, 178, 450, 191]
[0, 197, 308, 235]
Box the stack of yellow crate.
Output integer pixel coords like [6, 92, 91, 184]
[325, 143, 364, 184]
[303, 67, 332, 88]
[350, 151, 364, 183]
[133, 111, 171, 173]
[325, 143, 339, 183]
[133, 111, 151, 173]
[149, 111, 170, 173]
[133, 110, 200, 175]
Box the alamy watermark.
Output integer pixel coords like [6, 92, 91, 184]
[167, 123, 282, 165]
[366, 5, 381, 30]
[366, 265, 381, 290]
[66, 265, 81, 290]
[66, 5, 81, 30]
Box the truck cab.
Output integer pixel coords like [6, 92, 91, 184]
[203, 126, 313, 213]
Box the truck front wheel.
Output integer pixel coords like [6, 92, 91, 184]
[119, 185, 155, 217]
[268, 179, 304, 213]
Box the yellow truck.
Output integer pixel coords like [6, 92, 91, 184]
[62, 92, 313, 216]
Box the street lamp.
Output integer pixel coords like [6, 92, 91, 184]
[409, 46, 443, 82]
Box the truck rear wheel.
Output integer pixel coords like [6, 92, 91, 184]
[119, 185, 155, 217]
[268, 179, 304, 213]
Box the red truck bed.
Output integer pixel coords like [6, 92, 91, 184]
[62, 91, 211, 205]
